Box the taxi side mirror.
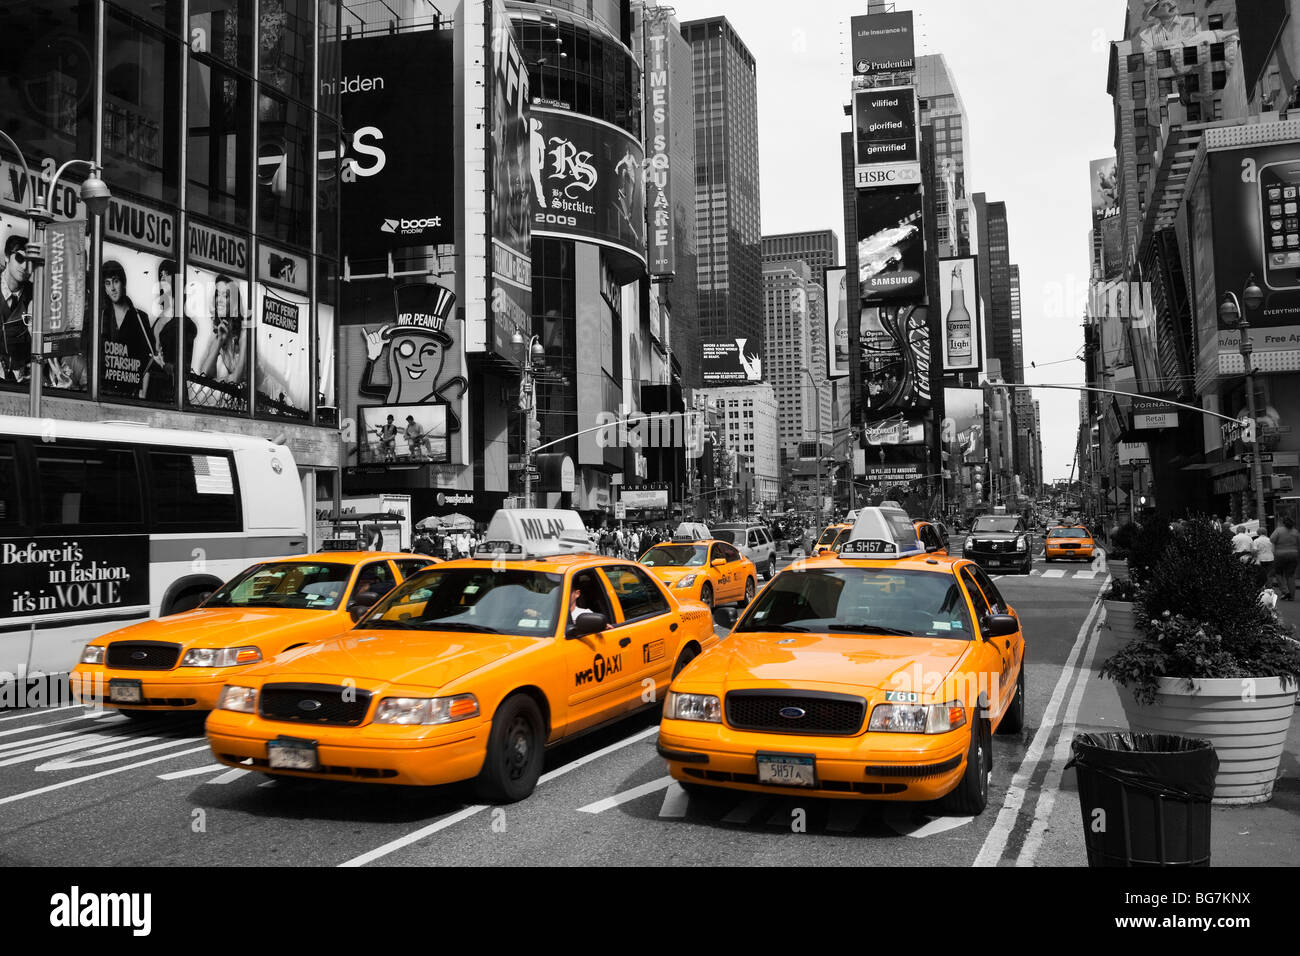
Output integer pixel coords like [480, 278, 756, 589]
[981, 614, 1019, 639]
[714, 606, 740, 627]
[349, 590, 382, 623]
[712, 558, 726, 567]
[569, 612, 608, 638]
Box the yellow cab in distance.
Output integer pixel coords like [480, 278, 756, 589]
[205, 509, 719, 802]
[811, 522, 853, 557]
[72, 550, 436, 717]
[1044, 525, 1096, 562]
[640, 523, 758, 609]
[658, 505, 1026, 813]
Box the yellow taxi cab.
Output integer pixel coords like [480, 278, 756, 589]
[658, 506, 1026, 813]
[811, 522, 853, 556]
[913, 519, 949, 555]
[1044, 525, 1096, 562]
[72, 551, 437, 717]
[204, 510, 719, 803]
[640, 535, 758, 609]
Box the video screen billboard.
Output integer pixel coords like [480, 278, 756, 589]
[849, 11, 915, 77]
[529, 106, 646, 274]
[853, 86, 919, 190]
[856, 186, 925, 301]
[340, 30, 456, 258]
[702, 337, 762, 385]
[861, 303, 931, 413]
[942, 386, 985, 464]
[938, 257, 980, 372]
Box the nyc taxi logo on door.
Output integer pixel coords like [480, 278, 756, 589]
[575, 652, 623, 686]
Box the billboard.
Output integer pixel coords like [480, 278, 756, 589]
[1090, 157, 1123, 279]
[938, 256, 980, 372]
[1122, 0, 1237, 51]
[849, 11, 915, 78]
[856, 186, 925, 300]
[488, 0, 532, 365]
[862, 414, 925, 446]
[826, 266, 848, 378]
[529, 106, 646, 274]
[358, 404, 450, 465]
[853, 86, 920, 189]
[340, 30, 456, 258]
[942, 387, 986, 464]
[861, 303, 932, 414]
[702, 337, 762, 385]
[643, 12, 675, 277]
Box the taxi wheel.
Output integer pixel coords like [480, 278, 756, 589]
[672, 643, 700, 678]
[700, 582, 714, 608]
[998, 662, 1026, 735]
[944, 720, 990, 815]
[475, 694, 545, 804]
[742, 577, 756, 605]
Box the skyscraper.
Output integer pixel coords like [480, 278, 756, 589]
[761, 230, 841, 276]
[973, 193, 1017, 384]
[682, 17, 763, 355]
[915, 54, 972, 257]
[763, 259, 831, 457]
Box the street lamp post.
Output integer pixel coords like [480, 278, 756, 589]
[512, 331, 546, 508]
[0, 134, 110, 418]
[1220, 276, 1268, 527]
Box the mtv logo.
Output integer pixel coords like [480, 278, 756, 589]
[381, 219, 398, 233]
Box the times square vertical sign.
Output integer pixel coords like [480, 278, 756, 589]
[643, 12, 675, 277]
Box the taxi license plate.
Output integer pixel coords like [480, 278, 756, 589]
[267, 738, 320, 771]
[756, 753, 816, 788]
[109, 679, 143, 704]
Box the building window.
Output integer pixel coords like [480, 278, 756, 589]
[1132, 78, 1146, 100]
[1184, 73, 1200, 94]
[1211, 42, 1225, 63]
[188, 57, 253, 227]
[1157, 49, 1172, 69]
[1212, 69, 1227, 91]
[1127, 52, 1145, 73]
[1208, 13, 1224, 29]
[1183, 45, 1198, 66]
[1133, 107, 1148, 128]
[1187, 100, 1201, 121]
[1137, 162, 1150, 181]
[1158, 76, 1173, 96]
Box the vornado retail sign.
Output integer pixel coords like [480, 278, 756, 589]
[529, 107, 646, 274]
[340, 30, 455, 258]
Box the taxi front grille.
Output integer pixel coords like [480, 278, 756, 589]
[725, 690, 865, 735]
[259, 683, 372, 726]
[684, 768, 905, 795]
[106, 642, 182, 670]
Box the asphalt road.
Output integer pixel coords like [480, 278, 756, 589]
[0, 560, 1107, 867]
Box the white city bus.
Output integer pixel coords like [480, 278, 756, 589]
[0, 414, 307, 681]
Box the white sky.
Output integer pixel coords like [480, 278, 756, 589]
[667, 0, 1122, 483]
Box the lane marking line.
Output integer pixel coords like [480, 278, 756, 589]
[158, 764, 226, 781]
[340, 724, 660, 867]
[0, 705, 89, 722]
[209, 767, 252, 785]
[0, 744, 212, 807]
[972, 578, 1107, 867]
[577, 775, 673, 814]
[1015, 601, 1109, 867]
[885, 805, 976, 838]
[658, 782, 690, 819]
[1041, 569, 1066, 579]
[37, 737, 205, 772]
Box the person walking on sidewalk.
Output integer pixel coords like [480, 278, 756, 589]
[1232, 524, 1255, 562]
[1270, 517, 1300, 601]
[1252, 529, 1276, 591]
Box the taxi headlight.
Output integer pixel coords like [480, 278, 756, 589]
[217, 685, 259, 713]
[374, 694, 480, 725]
[180, 646, 262, 668]
[80, 645, 105, 665]
[675, 574, 698, 589]
[665, 691, 721, 723]
[868, 700, 967, 734]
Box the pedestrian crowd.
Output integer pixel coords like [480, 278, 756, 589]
[1212, 513, 1300, 601]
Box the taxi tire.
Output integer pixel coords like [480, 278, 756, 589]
[475, 694, 546, 804]
[944, 720, 990, 815]
[998, 661, 1026, 735]
[700, 582, 714, 609]
[672, 643, 701, 678]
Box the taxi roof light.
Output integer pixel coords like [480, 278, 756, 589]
[473, 509, 595, 560]
[839, 506, 925, 560]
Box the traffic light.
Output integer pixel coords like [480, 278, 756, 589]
[526, 415, 542, 452]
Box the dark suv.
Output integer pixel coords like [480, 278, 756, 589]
[961, 514, 1032, 574]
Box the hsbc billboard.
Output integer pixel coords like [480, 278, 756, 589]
[340, 31, 456, 258]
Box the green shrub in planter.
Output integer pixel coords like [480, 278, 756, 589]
[1101, 518, 1300, 704]
[1125, 520, 1174, 588]
[1102, 577, 1139, 602]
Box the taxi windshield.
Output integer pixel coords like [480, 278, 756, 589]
[816, 526, 843, 546]
[642, 544, 707, 567]
[205, 562, 353, 611]
[736, 568, 972, 639]
[972, 516, 1023, 533]
[364, 568, 563, 636]
[1048, 528, 1090, 538]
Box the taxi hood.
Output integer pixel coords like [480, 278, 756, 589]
[244, 629, 541, 690]
[679, 631, 973, 696]
[100, 608, 336, 649]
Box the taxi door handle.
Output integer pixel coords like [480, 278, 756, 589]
[1004, 640, 1011, 649]
[619, 637, 632, 648]
[669, 623, 678, 632]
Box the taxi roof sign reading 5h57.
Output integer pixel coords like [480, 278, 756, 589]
[475, 509, 591, 559]
[841, 506, 924, 559]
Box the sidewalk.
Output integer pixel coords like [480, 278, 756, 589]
[1031, 592, 1300, 867]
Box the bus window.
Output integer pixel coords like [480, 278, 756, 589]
[148, 451, 241, 532]
[35, 446, 142, 528]
[0, 442, 20, 531]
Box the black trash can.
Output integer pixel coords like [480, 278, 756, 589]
[1066, 733, 1218, 867]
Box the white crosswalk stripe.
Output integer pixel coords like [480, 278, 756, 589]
[158, 764, 226, 781]
[577, 775, 674, 814]
[1040, 569, 1065, 578]
[658, 782, 691, 819]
